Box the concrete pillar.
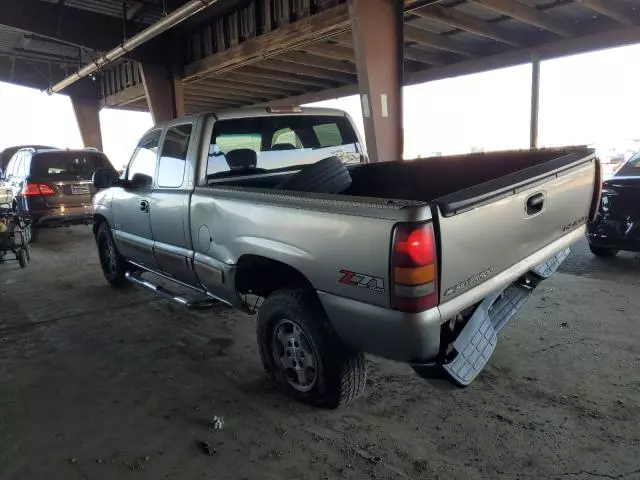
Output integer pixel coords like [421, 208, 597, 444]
[530, 55, 541, 149]
[140, 63, 185, 124]
[71, 97, 103, 151]
[349, 0, 404, 163]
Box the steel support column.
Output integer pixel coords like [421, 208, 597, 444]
[349, 0, 404, 163]
[71, 97, 103, 151]
[530, 54, 540, 149]
[140, 63, 185, 124]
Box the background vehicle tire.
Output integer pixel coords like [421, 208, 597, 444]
[18, 249, 27, 268]
[278, 156, 352, 194]
[257, 289, 366, 408]
[589, 245, 619, 257]
[97, 222, 130, 287]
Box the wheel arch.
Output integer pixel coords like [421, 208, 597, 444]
[93, 213, 109, 237]
[234, 254, 314, 299]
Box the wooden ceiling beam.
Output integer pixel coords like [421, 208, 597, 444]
[195, 78, 298, 97]
[404, 24, 478, 57]
[237, 66, 336, 89]
[188, 82, 282, 101]
[183, 4, 350, 82]
[278, 51, 357, 74]
[469, 0, 578, 37]
[573, 0, 635, 27]
[185, 86, 268, 102]
[255, 59, 356, 84]
[301, 42, 355, 61]
[412, 4, 523, 47]
[215, 72, 307, 95]
[331, 32, 446, 66]
[184, 97, 242, 108]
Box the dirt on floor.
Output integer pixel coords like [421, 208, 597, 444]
[0, 227, 639, 480]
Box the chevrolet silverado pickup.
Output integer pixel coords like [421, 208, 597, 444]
[92, 107, 600, 408]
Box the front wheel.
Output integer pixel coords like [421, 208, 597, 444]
[257, 289, 366, 409]
[24, 224, 36, 244]
[589, 245, 619, 258]
[18, 249, 27, 268]
[97, 222, 130, 287]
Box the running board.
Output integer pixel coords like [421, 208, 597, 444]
[125, 271, 218, 309]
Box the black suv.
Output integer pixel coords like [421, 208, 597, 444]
[0, 147, 116, 241]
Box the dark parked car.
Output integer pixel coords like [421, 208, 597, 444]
[587, 152, 640, 257]
[0, 147, 116, 241]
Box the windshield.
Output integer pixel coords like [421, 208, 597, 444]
[615, 152, 640, 177]
[207, 114, 362, 178]
[31, 152, 113, 180]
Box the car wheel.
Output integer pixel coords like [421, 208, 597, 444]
[97, 222, 130, 288]
[18, 249, 27, 268]
[257, 289, 366, 409]
[25, 224, 37, 243]
[589, 245, 619, 258]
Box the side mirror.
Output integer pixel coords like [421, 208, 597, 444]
[128, 172, 153, 189]
[92, 168, 119, 189]
[0, 170, 5, 181]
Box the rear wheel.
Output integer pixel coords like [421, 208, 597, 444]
[25, 224, 37, 243]
[97, 222, 130, 287]
[257, 289, 366, 408]
[589, 245, 619, 258]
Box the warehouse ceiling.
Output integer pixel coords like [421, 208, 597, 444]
[1, 0, 640, 113]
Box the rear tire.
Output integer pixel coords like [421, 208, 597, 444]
[589, 245, 619, 257]
[97, 222, 130, 288]
[257, 289, 366, 408]
[27, 225, 37, 243]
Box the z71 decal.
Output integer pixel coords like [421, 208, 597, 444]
[339, 270, 385, 293]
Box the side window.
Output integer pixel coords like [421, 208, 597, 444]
[271, 128, 302, 149]
[157, 124, 192, 188]
[127, 130, 161, 181]
[18, 154, 31, 176]
[5, 154, 19, 177]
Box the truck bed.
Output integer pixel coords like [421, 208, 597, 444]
[212, 146, 597, 308]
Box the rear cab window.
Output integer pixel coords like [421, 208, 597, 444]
[206, 114, 362, 179]
[31, 152, 113, 180]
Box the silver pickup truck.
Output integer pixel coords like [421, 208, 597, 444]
[92, 107, 600, 408]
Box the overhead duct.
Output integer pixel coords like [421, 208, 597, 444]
[47, 0, 219, 94]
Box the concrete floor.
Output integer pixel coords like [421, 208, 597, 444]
[0, 227, 638, 480]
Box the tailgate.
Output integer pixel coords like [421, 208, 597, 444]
[434, 152, 597, 302]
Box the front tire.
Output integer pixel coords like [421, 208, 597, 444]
[18, 249, 27, 268]
[589, 245, 619, 257]
[257, 289, 366, 409]
[97, 222, 130, 287]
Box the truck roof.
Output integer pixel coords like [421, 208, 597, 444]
[154, 106, 349, 128]
[214, 106, 348, 121]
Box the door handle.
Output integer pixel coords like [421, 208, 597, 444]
[526, 192, 545, 215]
[140, 200, 149, 213]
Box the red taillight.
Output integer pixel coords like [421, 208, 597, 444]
[396, 228, 434, 265]
[22, 183, 55, 196]
[391, 223, 438, 313]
